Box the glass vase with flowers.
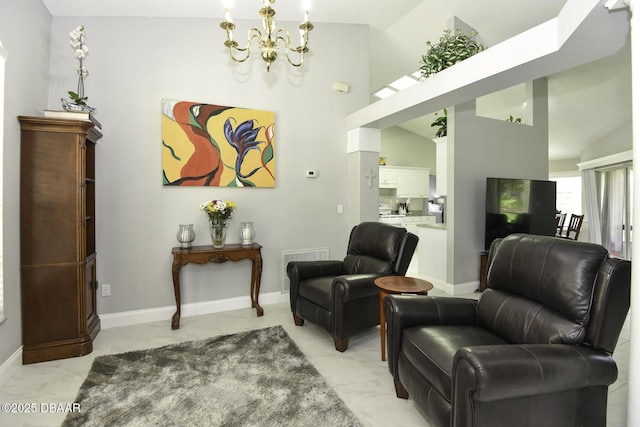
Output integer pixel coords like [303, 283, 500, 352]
[200, 199, 236, 248]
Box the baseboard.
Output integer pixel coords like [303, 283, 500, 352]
[0, 346, 23, 387]
[100, 291, 290, 329]
[417, 274, 480, 296]
[448, 280, 481, 296]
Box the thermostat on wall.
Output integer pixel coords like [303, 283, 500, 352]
[306, 170, 318, 178]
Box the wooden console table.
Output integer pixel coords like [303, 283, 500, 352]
[171, 243, 263, 329]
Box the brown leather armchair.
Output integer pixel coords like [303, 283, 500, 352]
[385, 234, 631, 427]
[287, 222, 418, 352]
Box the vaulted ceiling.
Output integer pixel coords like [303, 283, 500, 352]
[42, 0, 632, 161]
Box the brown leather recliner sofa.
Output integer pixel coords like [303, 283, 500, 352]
[287, 221, 418, 351]
[385, 233, 631, 427]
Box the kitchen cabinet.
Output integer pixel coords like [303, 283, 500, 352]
[379, 168, 397, 188]
[402, 216, 421, 235]
[402, 215, 436, 234]
[417, 224, 447, 286]
[396, 168, 430, 198]
[415, 169, 430, 198]
[396, 170, 414, 197]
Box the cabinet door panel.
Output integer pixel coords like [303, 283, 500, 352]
[396, 170, 415, 197]
[415, 171, 430, 198]
[85, 257, 97, 326]
[379, 168, 397, 188]
[21, 266, 80, 343]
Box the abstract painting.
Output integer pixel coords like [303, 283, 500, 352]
[162, 99, 276, 187]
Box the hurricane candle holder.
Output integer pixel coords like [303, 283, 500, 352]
[240, 222, 255, 246]
[176, 224, 196, 248]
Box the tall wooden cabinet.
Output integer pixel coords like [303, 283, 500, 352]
[18, 116, 102, 364]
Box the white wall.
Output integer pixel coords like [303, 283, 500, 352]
[44, 16, 369, 314]
[0, 0, 52, 368]
[448, 78, 549, 289]
[581, 120, 632, 163]
[380, 126, 435, 169]
[549, 158, 580, 174]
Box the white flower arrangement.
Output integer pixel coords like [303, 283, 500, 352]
[68, 25, 89, 105]
[200, 199, 236, 226]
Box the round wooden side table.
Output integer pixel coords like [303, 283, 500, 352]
[374, 276, 433, 361]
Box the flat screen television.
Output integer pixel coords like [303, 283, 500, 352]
[485, 177, 557, 249]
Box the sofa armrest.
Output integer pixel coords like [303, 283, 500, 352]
[453, 344, 618, 405]
[385, 295, 478, 378]
[287, 260, 344, 283]
[287, 260, 344, 313]
[332, 274, 384, 340]
[333, 274, 382, 302]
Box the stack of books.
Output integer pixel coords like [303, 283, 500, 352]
[43, 109, 102, 130]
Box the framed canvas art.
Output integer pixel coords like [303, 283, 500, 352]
[162, 99, 276, 187]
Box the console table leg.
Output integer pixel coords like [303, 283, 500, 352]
[253, 256, 264, 316]
[171, 311, 180, 330]
[171, 263, 182, 329]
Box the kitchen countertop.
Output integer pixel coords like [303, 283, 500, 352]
[379, 214, 437, 218]
[417, 223, 446, 230]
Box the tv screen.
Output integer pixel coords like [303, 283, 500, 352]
[485, 177, 557, 249]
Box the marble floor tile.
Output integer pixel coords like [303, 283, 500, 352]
[0, 299, 629, 427]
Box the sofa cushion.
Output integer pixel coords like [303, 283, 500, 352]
[402, 326, 508, 401]
[298, 277, 333, 310]
[478, 289, 587, 345]
[344, 222, 405, 273]
[483, 234, 609, 345]
[343, 254, 393, 275]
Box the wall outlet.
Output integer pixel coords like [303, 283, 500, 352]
[101, 283, 111, 297]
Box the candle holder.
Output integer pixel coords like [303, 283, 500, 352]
[176, 224, 195, 248]
[240, 222, 255, 246]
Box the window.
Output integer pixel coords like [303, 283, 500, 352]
[0, 40, 7, 323]
[551, 175, 582, 217]
[596, 164, 633, 259]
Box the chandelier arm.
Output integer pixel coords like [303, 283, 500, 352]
[274, 31, 304, 68]
[227, 28, 264, 63]
[285, 51, 304, 67]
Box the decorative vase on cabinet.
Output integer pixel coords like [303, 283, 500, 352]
[18, 116, 103, 364]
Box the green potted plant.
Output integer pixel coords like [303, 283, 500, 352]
[420, 29, 485, 78]
[506, 115, 522, 123]
[431, 109, 448, 137]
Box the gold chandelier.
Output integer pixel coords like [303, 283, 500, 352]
[220, 0, 314, 72]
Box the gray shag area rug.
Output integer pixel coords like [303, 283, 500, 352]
[63, 326, 362, 427]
